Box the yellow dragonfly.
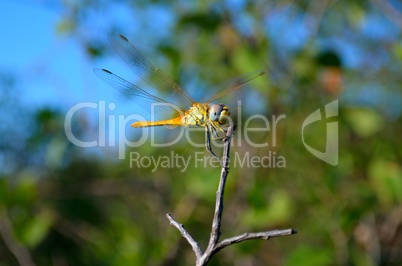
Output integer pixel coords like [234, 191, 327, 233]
[94, 34, 263, 158]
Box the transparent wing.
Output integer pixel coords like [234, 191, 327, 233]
[109, 33, 194, 107]
[203, 71, 265, 103]
[94, 68, 183, 120]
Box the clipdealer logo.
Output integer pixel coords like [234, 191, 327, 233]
[302, 100, 338, 166]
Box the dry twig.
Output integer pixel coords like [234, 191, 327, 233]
[167, 124, 296, 265]
[0, 211, 36, 266]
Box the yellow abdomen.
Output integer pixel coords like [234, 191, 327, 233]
[131, 116, 183, 128]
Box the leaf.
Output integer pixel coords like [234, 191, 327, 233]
[56, 18, 75, 35]
[242, 189, 293, 228]
[178, 12, 222, 31]
[21, 211, 54, 247]
[345, 108, 384, 137]
[285, 245, 333, 266]
[393, 43, 402, 61]
[368, 159, 402, 207]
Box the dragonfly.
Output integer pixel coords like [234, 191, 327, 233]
[94, 34, 264, 159]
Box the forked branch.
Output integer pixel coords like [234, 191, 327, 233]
[166, 124, 296, 265]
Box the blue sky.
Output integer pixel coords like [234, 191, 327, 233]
[0, 1, 194, 137]
[0, 1, 400, 119]
[0, 1, 119, 109]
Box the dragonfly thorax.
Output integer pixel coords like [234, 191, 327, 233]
[179, 103, 230, 127]
[180, 104, 208, 127]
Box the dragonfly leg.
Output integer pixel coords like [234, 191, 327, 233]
[205, 126, 219, 160]
[209, 122, 231, 141]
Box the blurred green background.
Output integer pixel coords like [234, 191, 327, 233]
[1, 0, 402, 265]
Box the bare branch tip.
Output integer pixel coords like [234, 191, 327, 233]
[166, 213, 177, 226]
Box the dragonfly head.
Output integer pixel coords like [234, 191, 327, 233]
[209, 104, 230, 124]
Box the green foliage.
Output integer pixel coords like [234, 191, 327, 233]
[345, 108, 384, 138]
[242, 189, 293, 228]
[369, 159, 402, 207]
[285, 245, 334, 266]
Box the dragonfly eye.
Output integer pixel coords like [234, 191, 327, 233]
[209, 104, 230, 123]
